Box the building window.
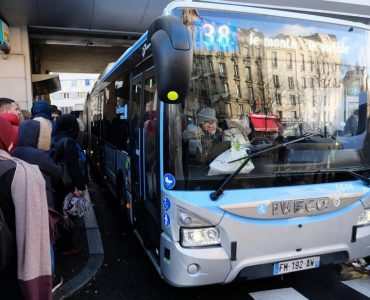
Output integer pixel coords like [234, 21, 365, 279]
[276, 93, 282, 105]
[302, 77, 306, 89]
[312, 96, 316, 106]
[278, 110, 283, 119]
[290, 95, 296, 105]
[209, 60, 214, 72]
[248, 87, 254, 100]
[219, 63, 226, 75]
[288, 77, 294, 89]
[246, 67, 252, 81]
[300, 54, 305, 71]
[257, 69, 263, 83]
[236, 84, 242, 98]
[257, 47, 263, 58]
[310, 78, 314, 89]
[244, 47, 250, 58]
[310, 56, 314, 71]
[234, 64, 240, 77]
[223, 83, 229, 96]
[273, 75, 280, 88]
[63, 93, 70, 99]
[239, 104, 244, 116]
[272, 52, 277, 68]
[287, 53, 293, 69]
[292, 111, 297, 119]
[211, 79, 216, 94]
[61, 106, 73, 114]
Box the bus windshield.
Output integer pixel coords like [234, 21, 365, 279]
[165, 8, 370, 190]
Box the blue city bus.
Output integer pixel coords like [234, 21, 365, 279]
[85, 0, 370, 286]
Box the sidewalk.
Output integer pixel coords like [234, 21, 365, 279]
[53, 189, 104, 300]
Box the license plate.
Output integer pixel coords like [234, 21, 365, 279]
[273, 256, 320, 275]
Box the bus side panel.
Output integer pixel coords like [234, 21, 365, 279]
[104, 143, 116, 194]
[116, 149, 134, 224]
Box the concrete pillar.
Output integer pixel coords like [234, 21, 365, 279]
[0, 26, 33, 110]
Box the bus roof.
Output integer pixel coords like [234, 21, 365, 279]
[188, 0, 370, 20]
[96, 0, 370, 90]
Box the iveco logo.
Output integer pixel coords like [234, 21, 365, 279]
[272, 198, 330, 216]
[142, 43, 151, 57]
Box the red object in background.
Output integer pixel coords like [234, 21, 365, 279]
[249, 113, 280, 132]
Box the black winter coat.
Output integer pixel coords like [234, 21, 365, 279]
[12, 120, 62, 208]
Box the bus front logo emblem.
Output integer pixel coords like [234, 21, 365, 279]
[257, 203, 268, 215]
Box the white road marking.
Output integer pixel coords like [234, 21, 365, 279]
[342, 278, 370, 297]
[249, 287, 308, 300]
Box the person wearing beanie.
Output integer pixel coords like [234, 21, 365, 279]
[183, 107, 231, 165]
[197, 107, 222, 143]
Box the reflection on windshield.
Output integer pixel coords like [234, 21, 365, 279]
[167, 8, 370, 188]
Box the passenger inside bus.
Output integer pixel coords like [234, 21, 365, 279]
[183, 107, 231, 166]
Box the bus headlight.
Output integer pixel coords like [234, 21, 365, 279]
[357, 209, 370, 226]
[180, 227, 221, 247]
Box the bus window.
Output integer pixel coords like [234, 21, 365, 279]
[102, 80, 129, 151]
[131, 81, 142, 197]
[143, 76, 157, 201]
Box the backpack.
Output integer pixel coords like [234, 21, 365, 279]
[51, 137, 87, 186]
[0, 160, 16, 271]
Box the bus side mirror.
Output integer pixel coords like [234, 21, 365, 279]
[148, 15, 193, 104]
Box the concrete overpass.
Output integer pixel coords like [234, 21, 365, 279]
[0, 0, 370, 109]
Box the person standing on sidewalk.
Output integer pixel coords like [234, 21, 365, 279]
[0, 97, 21, 147]
[52, 114, 88, 254]
[0, 116, 52, 300]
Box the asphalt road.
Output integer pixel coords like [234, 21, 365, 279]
[69, 180, 369, 300]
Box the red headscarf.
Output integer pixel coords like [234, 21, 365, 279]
[0, 116, 16, 152]
[0, 112, 19, 148]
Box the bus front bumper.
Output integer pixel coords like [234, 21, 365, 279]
[160, 233, 231, 287]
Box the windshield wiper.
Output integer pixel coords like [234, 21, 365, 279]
[274, 168, 370, 186]
[210, 133, 320, 200]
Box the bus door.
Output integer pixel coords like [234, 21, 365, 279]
[130, 69, 160, 260]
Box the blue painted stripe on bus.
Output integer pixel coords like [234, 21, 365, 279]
[160, 101, 165, 189]
[100, 32, 148, 82]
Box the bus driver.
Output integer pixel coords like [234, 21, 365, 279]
[183, 107, 230, 166]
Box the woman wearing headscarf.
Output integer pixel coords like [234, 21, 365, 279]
[0, 110, 19, 148]
[0, 116, 52, 299]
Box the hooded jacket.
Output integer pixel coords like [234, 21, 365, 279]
[0, 116, 16, 152]
[31, 100, 52, 120]
[52, 114, 87, 192]
[0, 112, 19, 148]
[12, 119, 62, 208]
